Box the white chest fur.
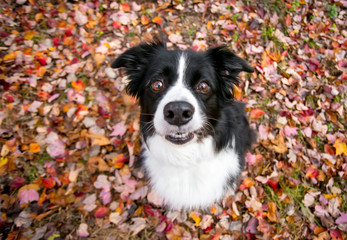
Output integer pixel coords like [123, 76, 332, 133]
[143, 135, 240, 209]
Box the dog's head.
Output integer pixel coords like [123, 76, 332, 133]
[111, 42, 253, 145]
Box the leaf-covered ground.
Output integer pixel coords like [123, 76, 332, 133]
[0, 0, 346, 239]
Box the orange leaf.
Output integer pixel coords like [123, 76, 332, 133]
[28, 143, 40, 153]
[239, 177, 255, 190]
[36, 66, 46, 77]
[120, 3, 130, 12]
[3, 51, 18, 61]
[267, 202, 278, 222]
[71, 79, 85, 91]
[141, 15, 149, 25]
[152, 16, 163, 25]
[249, 108, 265, 119]
[333, 139, 347, 156]
[233, 85, 242, 100]
[42, 177, 56, 189]
[113, 154, 128, 169]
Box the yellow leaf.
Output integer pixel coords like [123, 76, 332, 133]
[333, 139, 347, 156]
[0, 157, 8, 168]
[24, 30, 38, 40]
[189, 211, 201, 226]
[28, 143, 40, 153]
[103, 42, 111, 48]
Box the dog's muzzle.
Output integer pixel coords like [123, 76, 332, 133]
[163, 101, 195, 144]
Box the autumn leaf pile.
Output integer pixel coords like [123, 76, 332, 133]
[0, 0, 346, 239]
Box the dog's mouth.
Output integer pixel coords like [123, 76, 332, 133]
[165, 132, 194, 145]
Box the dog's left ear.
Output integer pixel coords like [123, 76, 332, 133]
[111, 41, 165, 98]
[206, 46, 254, 100]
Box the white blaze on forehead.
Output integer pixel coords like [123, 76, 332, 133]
[177, 53, 187, 86]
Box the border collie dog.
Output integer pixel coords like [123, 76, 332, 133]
[111, 42, 255, 209]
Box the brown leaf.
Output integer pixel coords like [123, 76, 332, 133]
[88, 156, 111, 173]
[86, 133, 111, 146]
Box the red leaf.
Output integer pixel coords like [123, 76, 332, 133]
[305, 166, 319, 178]
[330, 229, 343, 240]
[267, 179, 279, 190]
[94, 206, 109, 218]
[42, 177, 56, 189]
[37, 57, 47, 66]
[112, 21, 121, 30]
[120, 3, 130, 12]
[9, 177, 26, 189]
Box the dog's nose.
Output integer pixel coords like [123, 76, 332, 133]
[164, 101, 194, 126]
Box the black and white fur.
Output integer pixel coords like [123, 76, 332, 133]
[111, 42, 255, 209]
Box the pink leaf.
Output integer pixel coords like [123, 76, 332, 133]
[19, 189, 39, 205]
[336, 213, 347, 224]
[46, 140, 65, 158]
[27, 101, 43, 113]
[130, 186, 148, 200]
[258, 124, 268, 140]
[246, 217, 259, 234]
[255, 176, 269, 184]
[245, 152, 256, 166]
[110, 122, 127, 137]
[94, 175, 111, 189]
[99, 188, 112, 205]
[303, 127, 312, 138]
[284, 126, 297, 137]
[74, 10, 88, 25]
[77, 223, 89, 237]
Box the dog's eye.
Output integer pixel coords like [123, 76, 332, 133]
[152, 80, 164, 91]
[197, 82, 210, 93]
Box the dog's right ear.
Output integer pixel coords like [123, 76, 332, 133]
[111, 41, 165, 98]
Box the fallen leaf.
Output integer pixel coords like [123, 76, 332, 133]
[28, 143, 40, 153]
[42, 177, 56, 189]
[71, 80, 85, 91]
[88, 156, 110, 173]
[189, 211, 201, 226]
[110, 122, 127, 137]
[152, 16, 163, 25]
[249, 108, 265, 119]
[129, 218, 146, 236]
[94, 206, 109, 218]
[87, 133, 111, 146]
[333, 139, 347, 156]
[77, 223, 89, 237]
[239, 177, 255, 190]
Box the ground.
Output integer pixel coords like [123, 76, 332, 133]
[0, 0, 346, 240]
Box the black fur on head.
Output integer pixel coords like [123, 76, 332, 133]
[206, 46, 254, 102]
[111, 41, 166, 98]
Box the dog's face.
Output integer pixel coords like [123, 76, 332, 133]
[111, 42, 253, 145]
